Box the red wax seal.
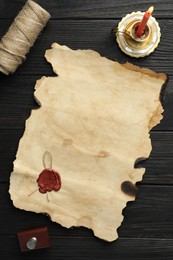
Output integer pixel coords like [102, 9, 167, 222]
[37, 169, 61, 194]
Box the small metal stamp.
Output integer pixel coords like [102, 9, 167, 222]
[26, 237, 37, 250]
[17, 227, 51, 252]
[114, 12, 161, 58]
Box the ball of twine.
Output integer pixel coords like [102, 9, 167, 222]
[0, 0, 50, 75]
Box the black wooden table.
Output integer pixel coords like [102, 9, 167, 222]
[0, 1, 173, 259]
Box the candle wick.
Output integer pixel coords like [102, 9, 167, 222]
[148, 6, 154, 15]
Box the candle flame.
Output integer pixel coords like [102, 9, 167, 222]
[147, 6, 154, 15]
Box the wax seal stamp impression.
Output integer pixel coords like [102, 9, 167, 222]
[114, 6, 161, 58]
[37, 151, 61, 194]
[29, 151, 61, 202]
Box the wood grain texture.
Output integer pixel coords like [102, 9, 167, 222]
[2, 154, 173, 184]
[0, 69, 172, 131]
[1, 131, 173, 183]
[0, 236, 173, 260]
[0, 19, 173, 75]
[0, 0, 173, 258]
[1, 184, 173, 239]
[0, 0, 173, 19]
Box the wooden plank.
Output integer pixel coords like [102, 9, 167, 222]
[0, 236, 173, 260]
[0, 0, 173, 19]
[1, 184, 173, 240]
[0, 0, 172, 259]
[1, 130, 173, 183]
[0, 59, 171, 135]
[0, 75, 38, 130]
[0, 20, 173, 75]
[1, 153, 173, 184]
[139, 158, 173, 184]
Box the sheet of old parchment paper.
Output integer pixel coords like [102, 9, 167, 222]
[9, 43, 167, 242]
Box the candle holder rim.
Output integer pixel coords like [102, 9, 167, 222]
[115, 11, 161, 58]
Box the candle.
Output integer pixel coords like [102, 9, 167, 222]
[136, 6, 154, 37]
[116, 8, 161, 57]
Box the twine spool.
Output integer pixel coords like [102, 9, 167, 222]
[0, 0, 50, 75]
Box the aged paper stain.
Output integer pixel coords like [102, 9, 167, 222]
[9, 43, 167, 242]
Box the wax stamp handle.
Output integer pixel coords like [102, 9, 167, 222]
[17, 227, 51, 252]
